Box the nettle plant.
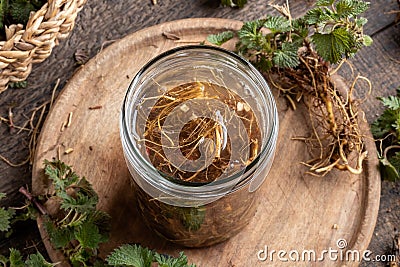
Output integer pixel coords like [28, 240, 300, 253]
[371, 88, 400, 181]
[0, 160, 195, 267]
[208, 0, 372, 175]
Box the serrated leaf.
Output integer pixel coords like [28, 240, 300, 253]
[9, 81, 28, 89]
[237, 19, 266, 49]
[253, 56, 273, 72]
[106, 244, 154, 267]
[60, 193, 97, 213]
[304, 8, 323, 24]
[88, 210, 111, 242]
[316, 0, 334, 6]
[0, 192, 6, 200]
[387, 151, 400, 181]
[263, 16, 291, 33]
[0, 208, 11, 232]
[292, 18, 309, 38]
[25, 252, 54, 267]
[44, 219, 74, 248]
[335, 0, 369, 18]
[11, 205, 36, 224]
[74, 221, 102, 249]
[273, 43, 300, 68]
[70, 247, 92, 266]
[44, 160, 79, 192]
[154, 252, 195, 267]
[76, 176, 98, 199]
[207, 31, 234, 46]
[371, 109, 398, 139]
[9, 248, 24, 267]
[311, 27, 354, 63]
[379, 95, 400, 110]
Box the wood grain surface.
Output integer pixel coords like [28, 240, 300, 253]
[0, 1, 399, 266]
[31, 18, 380, 267]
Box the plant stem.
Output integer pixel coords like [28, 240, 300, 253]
[19, 186, 47, 215]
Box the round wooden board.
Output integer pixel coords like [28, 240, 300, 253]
[32, 18, 380, 266]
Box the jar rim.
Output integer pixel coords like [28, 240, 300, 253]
[120, 45, 279, 203]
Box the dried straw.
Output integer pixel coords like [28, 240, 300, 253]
[0, 0, 87, 93]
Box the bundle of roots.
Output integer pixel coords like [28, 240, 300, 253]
[267, 49, 370, 176]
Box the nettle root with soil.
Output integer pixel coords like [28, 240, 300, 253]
[269, 51, 370, 176]
[208, 0, 373, 176]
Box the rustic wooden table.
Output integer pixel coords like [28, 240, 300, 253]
[0, 0, 399, 266]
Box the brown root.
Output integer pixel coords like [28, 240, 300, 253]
[267, 51, 369, 176]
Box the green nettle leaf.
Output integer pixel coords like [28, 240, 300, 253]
[379, 95, 400, 110]
[9, 81, 28, 89]
[237, 20, 266, 49]
[335, 0, 369, 18]
[253, 56, 273, 72]
[362, 35, 373, 46]
[292, 18, 309, 39]
[154, 252, 195, 267]
[9, 248, 24, 267]
[60, 194, 98, 213]
[25, 252, 54, 267]
[304, 8, 326, 25]
[373, 90, 400, 182]
[206, 31, 234, 46]
[263, 16, 291, 33]
[106, 244, 154, 267]
[304, 8, 336, 26]
[44, 159, 80, 192]
[371, 109, 398, 139]
[316, 0, 335, 6]
[44, 219, 75, 249]
[387, 151, 400, 181]
[273, 43, 300, 69]
[88, 210, 112, 242]
[76, 176, 98, 198]
[355, 17, 368, 27]
[0, 207, 11, 232]
[0, 192, 6, 200]
[311, 27, 354, 63]
[74, 221, 102, 249]
[70, 248, 91, 266]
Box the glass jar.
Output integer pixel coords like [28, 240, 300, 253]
[120, 45, 278, 247]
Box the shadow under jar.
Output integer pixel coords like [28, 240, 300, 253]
[120, 45, 279, 248]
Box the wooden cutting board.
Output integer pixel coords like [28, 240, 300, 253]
[32, 18, 380, 266]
